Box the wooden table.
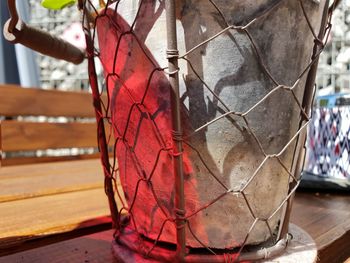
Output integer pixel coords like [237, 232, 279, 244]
[0, 185, 349, 262]
[291, 191, 350, 263]
[0, 159, 111, 256]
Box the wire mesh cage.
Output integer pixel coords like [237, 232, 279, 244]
[80, 0, 336, 262]
[301, 1, 350, 189]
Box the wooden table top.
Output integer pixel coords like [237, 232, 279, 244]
[1, 159, 349, 262]
[0, 159, 111, 256]
[0, 191, 349, 263]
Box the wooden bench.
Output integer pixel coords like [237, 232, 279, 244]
[0, 84, 111, 255]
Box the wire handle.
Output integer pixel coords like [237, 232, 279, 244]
[3, 0, 85, 65]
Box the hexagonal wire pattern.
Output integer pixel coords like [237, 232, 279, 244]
[80, 0, 337, 261]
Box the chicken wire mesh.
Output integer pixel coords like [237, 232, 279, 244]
[300, 1, 350, 190]
[80, 0, 335, 261]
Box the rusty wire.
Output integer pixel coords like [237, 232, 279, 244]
[82, 0, 335, 261]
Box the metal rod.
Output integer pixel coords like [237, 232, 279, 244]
[329, 0, 341, 12]
[82, 5, 120, 229]
[165, 0, 186, 261]
[278, 0, 330, 240]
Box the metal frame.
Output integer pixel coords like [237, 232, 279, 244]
[80, 0, 335, 262]
[1, 1, 337, 260]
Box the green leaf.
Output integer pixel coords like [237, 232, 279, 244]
[41, 0, 77, 10]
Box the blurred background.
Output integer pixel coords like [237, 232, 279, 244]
[0, 0, 92, 90]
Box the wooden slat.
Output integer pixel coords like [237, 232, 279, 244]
[0, 84, 96, 118]
[0, 159, 104, 202]
[0, 159, 124, 252]
[1, 120, 97, 151]
[0, 188, 110, 249]
[1, 152, 100, 166]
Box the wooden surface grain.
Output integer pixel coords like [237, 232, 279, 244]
[0, 84, 96, 118]
[0, 188, 348, 262]
[291, 192, 350, 249]
[1, 120, 97, 151]
[0, 159, 113, 254]
[0, 84, 110, 165]
[0, 158, 127, 256]
[291, 191, 350, 263]
[0, 85, 115, 258]
[0, 159, 103, 202]
[0, 155, 348, 262]
[0, 188, 110, 248]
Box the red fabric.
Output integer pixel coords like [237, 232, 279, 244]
[96, 9, 205, 246]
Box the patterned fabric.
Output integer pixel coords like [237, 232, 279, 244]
[305, 107, 350, 179]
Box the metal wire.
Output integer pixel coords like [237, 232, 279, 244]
[82, 0, 335, 262]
